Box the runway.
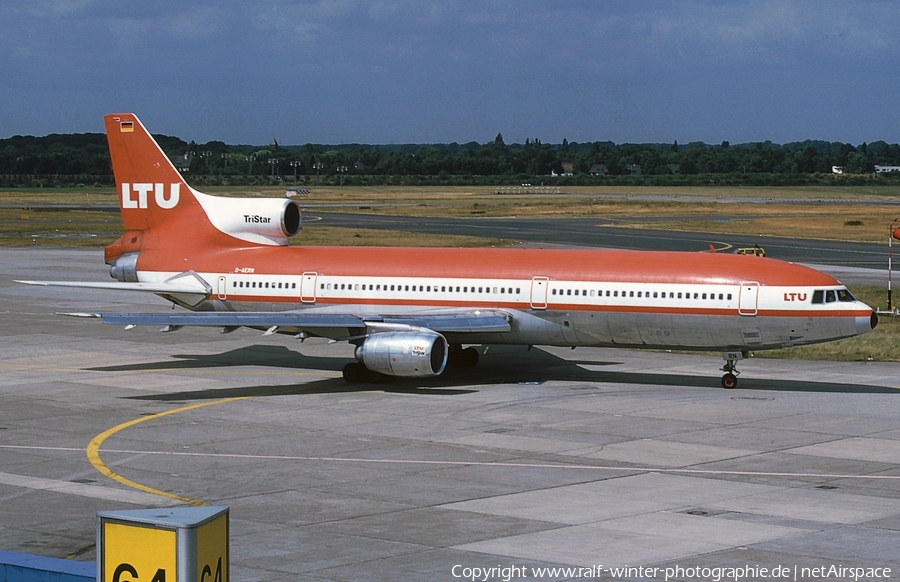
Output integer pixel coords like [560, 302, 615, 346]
[2, 248, 900, 581]
[313, 212, 889, 270]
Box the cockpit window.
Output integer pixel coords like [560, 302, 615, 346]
[812, 288, 856, 304]
[837, 288, 855, 302]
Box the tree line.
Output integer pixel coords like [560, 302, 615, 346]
[3, 130, 900, 188]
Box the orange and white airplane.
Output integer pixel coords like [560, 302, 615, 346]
[19, 113, 878, 388]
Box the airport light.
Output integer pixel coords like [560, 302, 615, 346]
[290, 161, 301, 182]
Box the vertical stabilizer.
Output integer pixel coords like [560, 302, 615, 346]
[104, 113, 195, 232]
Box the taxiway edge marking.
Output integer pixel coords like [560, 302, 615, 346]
[86, 397, 246, 506]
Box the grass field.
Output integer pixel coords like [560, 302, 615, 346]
[2, 184, 897, 362]
[4, 184, 899, 245]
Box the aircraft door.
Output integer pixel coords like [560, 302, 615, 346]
[217, 276, 227, 300]
[738, 281, 759, 316]
[530, 276, 549, 310]
[300, 272, 317, 303]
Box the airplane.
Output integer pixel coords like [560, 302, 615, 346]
[18, 113, 878, 389]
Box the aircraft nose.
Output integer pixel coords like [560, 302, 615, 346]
[857, 312, 878, 334]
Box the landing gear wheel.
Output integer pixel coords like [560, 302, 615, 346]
[342, 362, 368, 383]
[366, 369, 395, 384]
[721, 372, 738, 389]
[720, 351, 743, 389]
[449, 345, 480, 368]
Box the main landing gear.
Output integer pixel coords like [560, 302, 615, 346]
[448, 345, 480, 368]
[721, 351, 746, 389]
[342, 362, 393, 384]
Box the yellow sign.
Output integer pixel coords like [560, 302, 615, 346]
[196, 513, 228, 582]
[102, 522, 177, 582]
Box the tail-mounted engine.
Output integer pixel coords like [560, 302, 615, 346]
[196, 194, 301, 246]
[355, 331, 448, 377]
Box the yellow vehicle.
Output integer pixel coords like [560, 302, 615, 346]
[734, 245, 765, 257]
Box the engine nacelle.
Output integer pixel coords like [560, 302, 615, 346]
[356, 331, 448, 377]
[195, 192, 301, 246]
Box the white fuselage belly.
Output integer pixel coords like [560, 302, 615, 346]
[141, 269, 868, 351]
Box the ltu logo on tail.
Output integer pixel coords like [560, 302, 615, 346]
[122, 183, 180, 209]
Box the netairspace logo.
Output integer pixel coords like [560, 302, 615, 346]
[450, 563, 893, 581]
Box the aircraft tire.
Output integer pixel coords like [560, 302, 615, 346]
[449, 346, 480, 368]
[342, 362, 368, 383]
[721, 373, 738, 389]
[366, 369, 395, 384]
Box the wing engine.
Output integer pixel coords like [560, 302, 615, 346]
[355, 331, 448, 377]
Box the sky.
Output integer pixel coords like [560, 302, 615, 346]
[3, 1, 900, 146]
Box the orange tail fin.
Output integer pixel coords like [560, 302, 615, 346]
[104, 113, 200, 232]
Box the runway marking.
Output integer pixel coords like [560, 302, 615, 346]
[6, 443, 897, 484]
[87, 450, 900, 481]
[85, 398, 246, 506]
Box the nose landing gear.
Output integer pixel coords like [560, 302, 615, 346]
[721, 351, 746, 389]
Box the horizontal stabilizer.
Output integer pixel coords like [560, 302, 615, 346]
[15, 280, 210, 295]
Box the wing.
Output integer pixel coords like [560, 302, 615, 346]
[66, 310, 512, 340]
[19, 276, 511, 340]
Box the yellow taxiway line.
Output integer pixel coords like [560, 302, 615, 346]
[86, 398, 246, 506]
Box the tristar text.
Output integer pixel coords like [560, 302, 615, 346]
[244, 215, 272, 224]
[121, 183, 180, 210]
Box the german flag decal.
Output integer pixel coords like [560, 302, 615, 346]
[120, 121, 134, 132]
